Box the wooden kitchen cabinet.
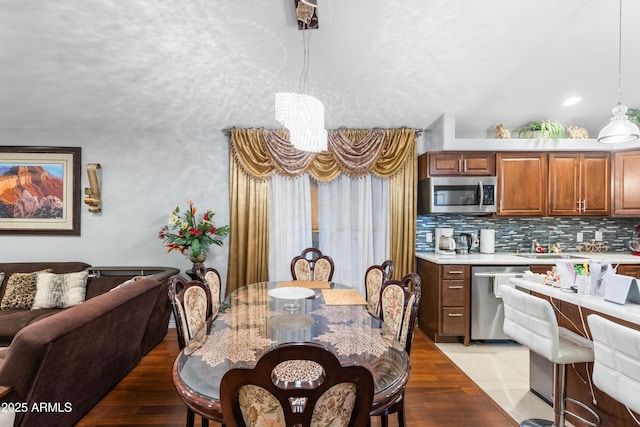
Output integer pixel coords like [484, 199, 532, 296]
[417, 258, 470, 345]
[496, 153, 548, 216]
[548, 152, 610, 216]
[529, 264, 554, 275]
[616, 264, 640, 278]
[428, 152, 495, 176]
[613, 150, 640, 216]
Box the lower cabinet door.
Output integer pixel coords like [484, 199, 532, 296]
[441, 308, 466, 335]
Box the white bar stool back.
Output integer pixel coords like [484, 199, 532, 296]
[588, 314, 640, 425]
[500, 285, 600, 427]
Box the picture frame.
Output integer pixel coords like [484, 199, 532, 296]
[0, 146, 81, 235]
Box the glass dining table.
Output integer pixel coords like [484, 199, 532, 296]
[171, 281, 411, 423]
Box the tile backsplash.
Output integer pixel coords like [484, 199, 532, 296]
[416, 215, 640, 254]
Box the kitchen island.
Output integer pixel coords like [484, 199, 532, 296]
[510, 277, 640, 427]
[415, 251, 640, 345]
[416, 251, 640, 266]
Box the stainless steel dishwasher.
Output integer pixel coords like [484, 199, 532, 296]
[471, 265, 529, 340]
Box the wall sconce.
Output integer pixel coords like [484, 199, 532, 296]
[84, 163, 102, 213]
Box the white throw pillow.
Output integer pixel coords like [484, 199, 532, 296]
[32, 270, 89, 309]
[109, 275, 144, 292]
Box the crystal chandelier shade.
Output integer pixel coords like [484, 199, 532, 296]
[274, 1, 327, 153]
[275, 92, 328, 152]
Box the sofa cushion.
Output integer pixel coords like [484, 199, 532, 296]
[32, 270, 89, 309]
[0, 308, 61, 345]
[1, 272, 39, 310]
[0, 263, 91, 302]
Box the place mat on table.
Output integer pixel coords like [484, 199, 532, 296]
[278, 280, 331, 289]
[321, 289, 367, 306]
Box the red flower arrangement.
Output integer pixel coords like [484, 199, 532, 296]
[158, 200, 230, 259]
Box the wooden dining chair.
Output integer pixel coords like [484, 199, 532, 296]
[168, 275, 213, 427]
[290, 247, 335, 281]
[220, 342, 374, 427]
[196, 265, 222, 317]
[364, 264, 386, 316]
[381, 259, 395, 281]
[374, 272, 422, 427]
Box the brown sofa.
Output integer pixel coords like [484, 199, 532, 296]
[0, 263, 179, 426]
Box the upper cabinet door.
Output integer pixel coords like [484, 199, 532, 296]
[581, 154, 610, 216]
[548, 154, 581, 215]
[496, 153, 547, 216]
[614, 150, 640, 216]
[429, 152, 495, 176]
[549, 153, 610, 216]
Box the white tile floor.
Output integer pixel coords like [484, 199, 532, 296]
[436, 341, 566, 425]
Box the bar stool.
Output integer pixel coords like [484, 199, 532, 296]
[588, 314, 640, 425]
[500, 285, 600, 427]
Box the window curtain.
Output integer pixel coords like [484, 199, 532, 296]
[228, 127, 416, 294]
[269, 173, 312, 281]
[318, 174, 389, 295]
[227, 129, 271, 296]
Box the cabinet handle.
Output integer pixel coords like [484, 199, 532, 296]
[583, 199, 587, 212]
[463, 159, 468, 172]
[448, 285, 464, 289]
[458, 159, 463, 172]
[447, 313, 463, 317]
[499, 199, 503, 212]
[448, 270, 464, 274]
[576, 200, 582, 213]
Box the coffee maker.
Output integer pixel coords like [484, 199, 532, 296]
[435, 228, 456, 255]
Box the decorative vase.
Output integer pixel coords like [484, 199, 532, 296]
[185, 252, 208, 280]
[188, 251, 208, 274]
[188, 252, 208, 264]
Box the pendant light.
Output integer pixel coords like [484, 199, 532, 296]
[274, 0, 327, 152]
[598, 0, 640, 143]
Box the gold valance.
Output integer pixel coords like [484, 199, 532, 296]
[230, 127, 416, 182]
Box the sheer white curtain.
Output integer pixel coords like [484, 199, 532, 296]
[318, 174, 389, 295]
[269, 173, 313, 281]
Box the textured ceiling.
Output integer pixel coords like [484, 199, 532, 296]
[1, 0, 639, 137]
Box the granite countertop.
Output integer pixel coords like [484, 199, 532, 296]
[416, 251, 640, 265]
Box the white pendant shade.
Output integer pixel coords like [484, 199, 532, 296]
[598, 0, 639, 144]
[597, 104, 640, 143]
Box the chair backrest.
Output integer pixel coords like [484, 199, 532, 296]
[364, 264, 386, 316]
[380, 273, 422, 351]
[588, 314, 640, 415]
[168, 275, 212, 350]
[220, 342, 374, 427]
[381, 259, 394, 281]
[500, 285, 560, 362]
[398, 273, 421, 352]
[196, 265, 222, 317]
[290, 247, 335, 281]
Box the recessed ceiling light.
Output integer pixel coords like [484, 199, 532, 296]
[563, 97, 582, 106]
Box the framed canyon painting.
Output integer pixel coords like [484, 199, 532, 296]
[0, 146, 81, 235]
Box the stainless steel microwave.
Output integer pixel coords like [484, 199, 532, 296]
[418, 176, 497, 215]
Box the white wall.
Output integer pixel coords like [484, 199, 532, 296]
[0, 129, 231, 288]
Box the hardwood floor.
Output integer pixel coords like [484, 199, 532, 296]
[77, 328, 517, 426]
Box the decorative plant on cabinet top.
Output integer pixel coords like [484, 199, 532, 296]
[518, 120, 566, 139]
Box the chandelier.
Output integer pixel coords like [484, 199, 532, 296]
[598, 0, 639, 143]
[274, 0, 327, 152]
